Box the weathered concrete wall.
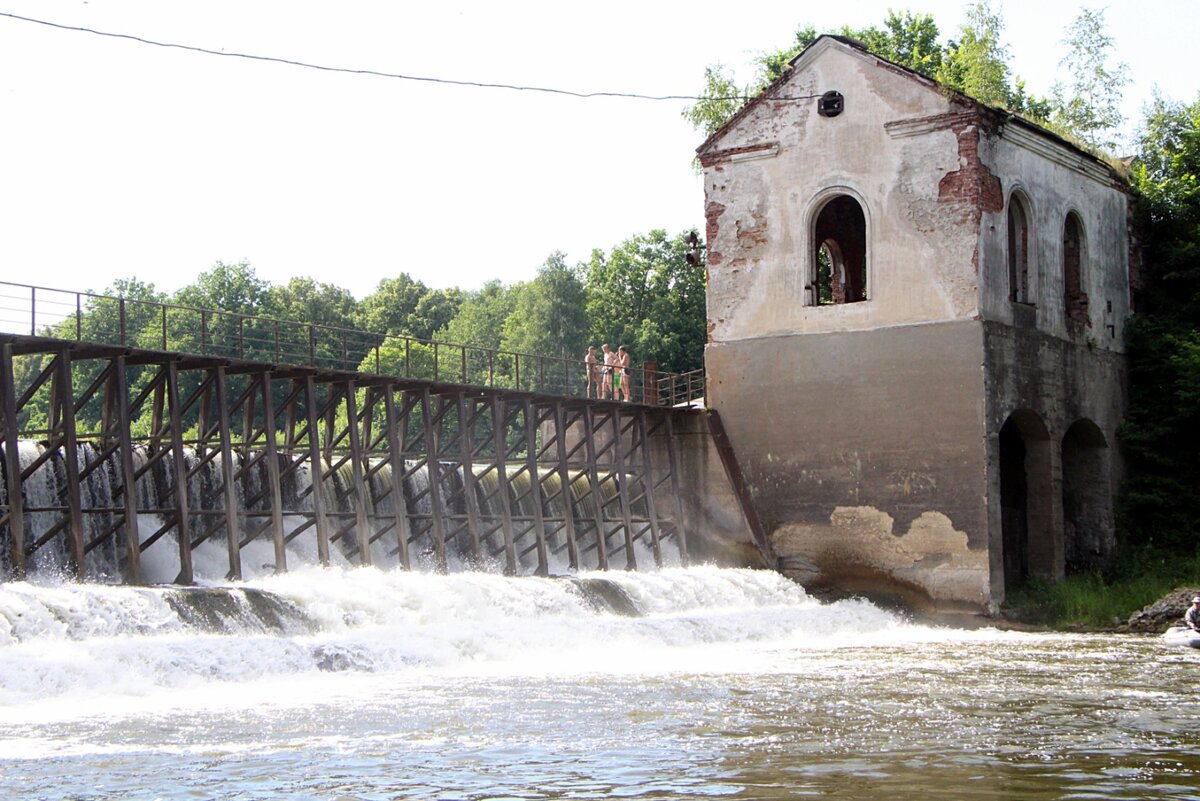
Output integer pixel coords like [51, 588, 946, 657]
[647, 409, 768, 568]
[706, 320, 991, 611]
[981, 321, 1127, 600]
[701, 39, 982, 344]
[558, 408, 766, 569]
[697, 35, 1132, 613]
[979, 124, 1131, 348]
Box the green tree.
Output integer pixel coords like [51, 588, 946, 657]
[1049, 7, 1130, 151]
[408, 288, 465, 341]
[501, 252, 589, 359]
[267, 277, 365, 369]
[938, 0, 1011, 107]
[585, 230, 706, 374]
[683, 14, 944, 137]
[849, 11, 942, 76]
[356, 273, 434, 337]
[1119, 95, 1200, 548]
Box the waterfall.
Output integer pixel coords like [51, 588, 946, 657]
[0, 440, 679, 583]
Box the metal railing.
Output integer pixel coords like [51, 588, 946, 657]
[0, 281, 706, 407]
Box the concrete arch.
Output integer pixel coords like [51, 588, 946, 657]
[804, 185, 872, 305]
[1061, 418, 1112, 574]
[999, 409, 1057, 591]
[1006, 188, 1036, 305]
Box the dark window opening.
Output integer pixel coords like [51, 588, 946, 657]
[818, 91, 844, 117]
[1063, 213, 1089, 328]
[812, 196, 866, 305]
[1007, 195, 1032, 304]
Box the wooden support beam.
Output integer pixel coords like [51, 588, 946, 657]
[522, 398, 549, 576]
[551, 401, 580, 570]
[0, 343, 26, 579]
[259, 372, 287, 573]
[304, 376, 331, 565]
[610, 409, 637, 571]
[343, 381, 373, 566]
[53, 352, 87, 579]
[166, 361, 194, 584]
[420, 388, 447, 571]
[110, 356, 143, 584]
[581, 405, 609, 570]
[456, 391, 483, 565]
[214, 367, 243, 580]
[383, 387, 412, 570]
[490, 395, 517, 575]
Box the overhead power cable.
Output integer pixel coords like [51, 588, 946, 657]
[0, 11, 820, 103]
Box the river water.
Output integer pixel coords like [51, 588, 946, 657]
[0, 566, 1195, 801]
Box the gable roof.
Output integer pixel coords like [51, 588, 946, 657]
[694, 34, 1127, 186]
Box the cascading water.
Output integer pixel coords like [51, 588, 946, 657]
[0, 565, 1197, 801]
[0, 440, 672, 583]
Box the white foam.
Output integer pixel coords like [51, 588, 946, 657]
[0, 566, 1029, 722]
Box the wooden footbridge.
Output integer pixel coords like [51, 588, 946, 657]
[0, 281, 709, 585]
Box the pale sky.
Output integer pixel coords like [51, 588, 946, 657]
[1, 1, 1196, 299]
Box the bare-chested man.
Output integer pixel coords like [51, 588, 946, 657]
[616, 345, 632, 402]
[584, 346, 600, 399]
[600, 344, 616, 399]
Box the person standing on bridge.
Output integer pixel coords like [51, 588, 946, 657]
[585, 346, 600, 399]
[600, 344, 616, 399]
[617, 345, 632, 402]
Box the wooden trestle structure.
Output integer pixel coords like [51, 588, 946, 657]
[0, 331, 699, 585]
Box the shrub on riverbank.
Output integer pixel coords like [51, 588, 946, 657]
[1001, 547, 1200, 629]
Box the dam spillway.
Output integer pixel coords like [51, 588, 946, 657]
[0, 282, 719, 585]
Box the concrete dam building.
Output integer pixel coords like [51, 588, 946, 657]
[697, 36, 1134, 612]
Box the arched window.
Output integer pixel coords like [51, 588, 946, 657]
[1007, 193, 1033, 304]
[1062, 212, 1089, 328]
[811, 195, 867, 305]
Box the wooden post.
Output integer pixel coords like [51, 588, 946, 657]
[0, 344, 26, 580]
[490, 394, 517, 575]
[304, 376, 331, 565]
[610, 409, 637, 571]
[166, 361, 194, 584]
[383, 386, 412, 569]
[523, 398, 549, 576]
[457, 391, 483, 564]
[54, 352, 87, 579]
[111, 356, 143, 584]
[551, 401, 580, 570]
[214, 367, 243, 580]
[260, 371, 287, 573]
[420, 388, 447, 571]
[343, 381, 373, 566]
[581, 405, 609, 570]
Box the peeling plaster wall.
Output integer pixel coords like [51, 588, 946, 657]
[702, 40, 982, 345]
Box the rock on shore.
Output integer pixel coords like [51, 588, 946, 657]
[1124, 587, 1200, 633]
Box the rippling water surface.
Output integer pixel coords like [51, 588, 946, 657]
[0, 567, 1196, 800]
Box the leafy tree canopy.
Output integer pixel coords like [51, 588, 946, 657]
[684, 3, 1125, 153]
[1119, 94, 1200, 548]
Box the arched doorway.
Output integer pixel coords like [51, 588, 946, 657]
[999, 410, 1055, 591]
[1061, 419, 1111, 574]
